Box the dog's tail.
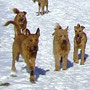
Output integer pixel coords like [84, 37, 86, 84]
[13, 8, 19, 14]
[4, 21, 21, 35]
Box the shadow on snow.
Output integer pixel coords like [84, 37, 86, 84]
[78, 53, 89, 62]
[24, 66, 49, 81]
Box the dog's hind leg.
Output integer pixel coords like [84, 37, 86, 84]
[37, 4, 41, 16]
[46, 4, 48, 14]
[12, 53, 18, 72]
[12, 43, 20, 71]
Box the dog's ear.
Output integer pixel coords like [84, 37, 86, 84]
[65, 26, 69, 31]
[74, 26, 77, 30]
[81, 26, 85, 30]
[13, 8, 20, 14]
[55, 23, 62, 30]
[26, 29, 31, 35]
[23, 11, 27, 15]
[36, 28, 40, 36]
[77, 24, 80, 27]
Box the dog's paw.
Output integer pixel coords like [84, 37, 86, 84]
[80, 62, 84, 65]
[74, 60, 79, 64]
[10, 71, 17, 77]
[62, 68, 67, 70]
[54, 68, 59, 71]
[30, 76, 35, 83]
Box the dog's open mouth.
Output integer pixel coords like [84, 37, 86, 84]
[19, 19, 24, 24]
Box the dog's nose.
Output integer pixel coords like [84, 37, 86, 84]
[63, 40, 67, 44]
[34, 46, 38, 50]
[77, 34, 79, 37]
[30, 46, 38, 52]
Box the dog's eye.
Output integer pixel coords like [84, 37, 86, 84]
[30, 39, 32, 42]
[79, 31, 81, 32]
[75, 30, 77, 32]
[60, 35, 62, 37]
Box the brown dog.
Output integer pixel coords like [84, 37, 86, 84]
[13, 8, 27, 36]
[33, 0, 48, 15]
[4, 21, 40, 82]
[53, 24, 70, 71]
[73, 24, 87, 65]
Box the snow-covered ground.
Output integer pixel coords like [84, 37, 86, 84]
[0, 0, 90, 90]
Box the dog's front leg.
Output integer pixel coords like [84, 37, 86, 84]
[54, 54, 60, 71]
[62, 55, 68, 70]
[80, 48, 85, 65]
[73, 46, 79, 63]
[24, 58, 34, 82]
[30, 58, 35, 83]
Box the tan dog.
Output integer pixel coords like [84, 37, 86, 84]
[4, 21, 40, 82]
[13, 8, 27, 36]
[53, 24, 70, 71]
[73, 24, 87, 65]
[33, 0, 48, 15]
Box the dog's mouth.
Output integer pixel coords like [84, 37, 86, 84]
[19, 18, 25, 24]
[30, 46, 38, 53]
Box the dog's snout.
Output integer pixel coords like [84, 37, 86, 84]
[63, 40, 67, 44]
[20, 18, 23, 22]
[34, 46, 37, 50]
[77, 34, 79, 37]
[30, 46, 38, 52]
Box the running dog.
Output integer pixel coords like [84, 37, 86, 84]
[73, 24, 87, 65]
[33, 0, 48, 15]
[13, 8, 27, 36]
[53, 24, 70, 71]
[4, 21, 40, 82]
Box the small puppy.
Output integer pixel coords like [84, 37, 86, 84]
[13, 8, 27, 36]
[4, 20, 40, 82]
[33, 0, 48, 15]
[53, 24, 70, 71]
[73, 24, 87, 65]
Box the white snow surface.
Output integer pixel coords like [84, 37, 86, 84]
[0, 0, 90, 90]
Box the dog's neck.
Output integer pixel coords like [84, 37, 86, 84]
[75, 35, 82, 44]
